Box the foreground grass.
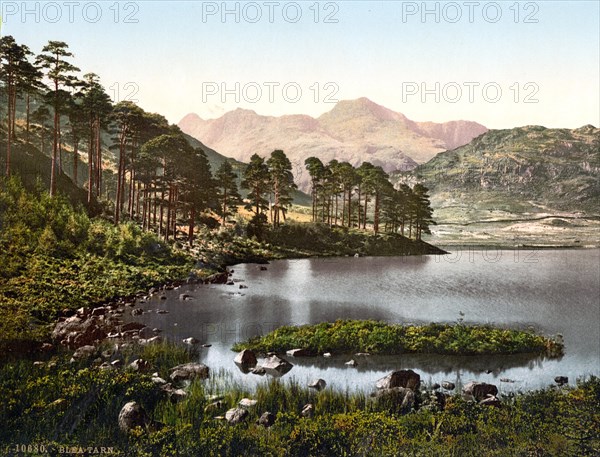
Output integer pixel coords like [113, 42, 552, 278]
[0, 341, 598, 456]
[233, 319, 564, 357]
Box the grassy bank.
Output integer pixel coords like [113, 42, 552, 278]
[0, 341, 598, 456]
[0, 178, 195, 355]
[233, 319, 564, 357]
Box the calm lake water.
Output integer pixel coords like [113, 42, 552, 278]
[128, 249, 600, 394]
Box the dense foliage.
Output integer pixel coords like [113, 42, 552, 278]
[0, 341, 597, 456]
[233, 319, 563, 357]
[0, 178, 193, 353]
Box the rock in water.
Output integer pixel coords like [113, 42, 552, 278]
[554, 376, 569, 386]
[234, 349, 258, 368]
[182, 337, 199, 345]
[261, 355, 293, 376]
[118, 401, 148, 432]
[345, 359, 358, 367]
[376, 370, 421, 391]
[442, 381, 456, 391]
[308, 379, 327, 391]
[286, 348, 315, 357]
[225, 407, 248, 424]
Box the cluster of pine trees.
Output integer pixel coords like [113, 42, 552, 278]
[1, 35, 434, 244]
[305, 158, 434, 240]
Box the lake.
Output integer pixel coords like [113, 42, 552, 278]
[127, 249, 600, 394]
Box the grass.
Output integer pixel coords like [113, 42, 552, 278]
[0, 341, 598, 456]
[232, 319, 564, 358]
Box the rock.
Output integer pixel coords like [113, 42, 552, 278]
[151, 376, 167, 385]
[72, 345, 96, 360]
[286, 348, 315, 357]
[355, 352, 371, 357]
[202, 344, 212, 348]
[500, 378, 516, 383]
[480, 395, 501, 407]
[183, 337, 199, 345]
[149, 287, 158, 295]
[33, 361, 45, 367]
[226, 281, 235, 286]
[121, 322, 146, 332]
[442, 381, 456, 391]
[98, 362, 114, 371]
[258, 411, 276, 427]
[141, 336, 162, 345]
[345, 359, 358, 367]
[462, 382, 498, 401]
[308, 379, 327, 391]
[52, 316, 107, 348]
[156, 309, 169, 314]
[261, 355, 293, 376]
[111, 359, 123, 368]
[40, 342, 54, 352]
[239, 284, 248, 289]
[432, 383, 441, 390]
[323, 352, 332, 358]
[376, 370, 421, 391]
[251, 366, 266, 376]
[205, 272, 229, 284]
[260, 266, 268, 271]
[225, 407, 248, 425]
[555, 376, 569, 386]
[118, 401, 148, 432]
[169, 363, 210, 382]
[179, 294, 189, 300]
[160, 296, 167, 300]
[234, 349, 257, 368]
[139, 327, 155, 339]
[169, 388, 187, 403]
[238, 398, 257, 407]
[301, 403, 314, 418]
[129, 358, 151, 372]
[373, 387, 415, 412]
[91, 307, 106, 316]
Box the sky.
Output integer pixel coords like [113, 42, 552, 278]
[2, 0, 599, 129]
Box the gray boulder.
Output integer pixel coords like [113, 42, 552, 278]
[261, 355, 293, 376]
[442, 381, 456, 391]
[258, 411, 276, 427]
[286, 348, 315, 357]
[234, 349, 257, 368]
[308, 379, 327, 391]
[376, 370, 421, 391]
[462, 382, 498, 401]
[72, 345, 96, 361]
[225, 407, 248, 424]
[169, 362, 209, 382]
[301, 403, 314, 418]
[118, 401, 148, 432]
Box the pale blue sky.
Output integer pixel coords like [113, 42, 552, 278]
[2, 1, 599, 128]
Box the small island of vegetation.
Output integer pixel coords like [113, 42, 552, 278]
[233, 319, 564, 357]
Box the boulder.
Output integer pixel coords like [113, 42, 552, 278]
[442, 381, 456, 391]
[345, 359, 358, 367]
[308, 379, 327, 391]
[169, 363, 209, 382]
[204, 400, 224, 414]
[554, 376, 569, 386]
[52, 316, 107, 348]
[72, 345, 96, 360]
[179, 294, 190, 300]
[169, 388, 188, 403]
[225, 407, 248, 425]
[129, 358, 151, 372]
[480, 395, 501, 407]
[205, 272, 229, 284]
[258, 411, 276, 427]
[239, 398, 257, 407]
[156, 309, 169, 314]
[121, 322, 146, 332]
[376, 370, 421, 391]
[132, 308, 144, 316]
[251, 366, 266, 376]
[234, 349, 257, 368]
[182, 337, 199, 345]
[301, 403, 314, 418]
[91, 307, 107, 316]
[261, 355, 293, 376]
[286, 348, 315, 357]
[118, 401, 148, 432]
[323, 352, 332, 358]
[462, 382, 498, 401]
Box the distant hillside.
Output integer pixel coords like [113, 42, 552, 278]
[179, 98, 487, 191]
[390, 125, 600, 246]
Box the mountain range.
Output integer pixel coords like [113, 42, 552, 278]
[178, 98, 487, 190]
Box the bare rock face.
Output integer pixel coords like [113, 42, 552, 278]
[118, 401, 148, 432]
[169, 363, 209, 383]
[225, 407, 248, 425]
[261, 355, 293, 376]
[376, 370, 421, 391]
[462, 382, 498, 401]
